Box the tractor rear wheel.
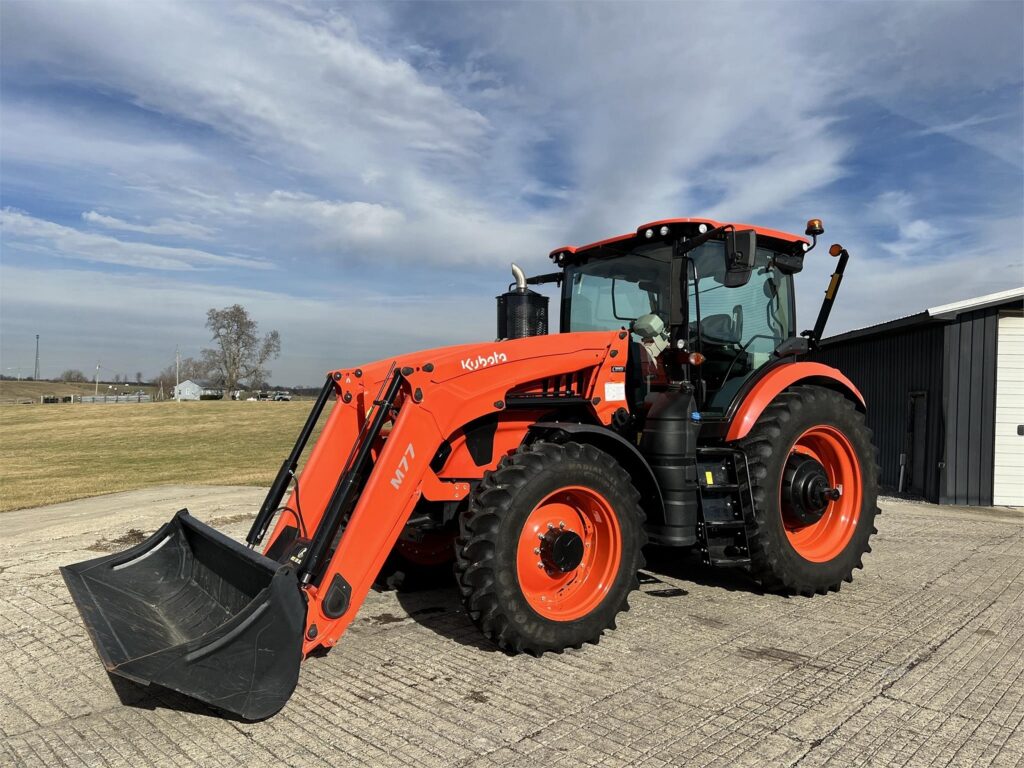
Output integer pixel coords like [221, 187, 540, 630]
[739, 385, 879, 595]
[455, 441, 645, 654]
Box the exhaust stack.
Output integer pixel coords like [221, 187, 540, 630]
[497, 263, 548, 339]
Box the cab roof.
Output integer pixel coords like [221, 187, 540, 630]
[548, 217, 808, 259]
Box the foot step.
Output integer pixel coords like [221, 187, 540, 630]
[696, 449, 755, 568]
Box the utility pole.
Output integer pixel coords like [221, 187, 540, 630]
[175, 345, 181, 402]
[94, 362, 101, 397]
[33, 335, 40, 380]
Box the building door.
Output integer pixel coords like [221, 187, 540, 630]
[994, 315, 1024, 506]
[907, 392, 928, 497]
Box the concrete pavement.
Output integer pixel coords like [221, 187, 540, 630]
[1, 487, 1021, 767]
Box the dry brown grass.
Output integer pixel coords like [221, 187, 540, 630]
[0, 400, 330, 512]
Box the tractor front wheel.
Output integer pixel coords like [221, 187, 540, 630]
[455, 441, 645, 654]
[740, 385, 879, 595]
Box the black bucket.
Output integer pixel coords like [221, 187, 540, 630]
[61, 509, 306, 720]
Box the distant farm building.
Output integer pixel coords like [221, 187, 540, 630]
[173, 380, 224, 401]
[813, 288, 1023, 506]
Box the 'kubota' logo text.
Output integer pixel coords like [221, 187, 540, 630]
[390, 443, 416, 490]
[461, 351, 508, 372]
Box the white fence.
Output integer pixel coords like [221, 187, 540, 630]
[72, 394, 153, 404]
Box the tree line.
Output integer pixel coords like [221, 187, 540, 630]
[58, 370, 143, 384]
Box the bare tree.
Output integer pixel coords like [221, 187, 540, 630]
[60, 369, 88, 382]
[135, 371, 143, 384]
[202, 304, 281, 393]
[152, 356, 212, 395]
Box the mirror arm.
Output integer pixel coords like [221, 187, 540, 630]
[526, 272, 563, 286]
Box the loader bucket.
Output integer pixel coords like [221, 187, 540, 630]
[61, 509, 306, 720]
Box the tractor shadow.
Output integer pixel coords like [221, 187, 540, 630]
[392, 581, 502, 652]
[391, 548, 770, 651]
[641, 546, 769, 596]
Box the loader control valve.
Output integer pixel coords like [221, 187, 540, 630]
[540, 528, 585, 573]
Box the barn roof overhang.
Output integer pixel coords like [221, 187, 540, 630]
[821, 287, 1024, 345]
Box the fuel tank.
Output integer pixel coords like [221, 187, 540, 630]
[639, 387, 701, 546]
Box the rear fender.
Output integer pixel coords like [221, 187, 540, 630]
[725, 361, 864, 442]
[526, 422, 665, 523]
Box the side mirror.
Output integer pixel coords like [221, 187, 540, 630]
[724, 229, 756, 287]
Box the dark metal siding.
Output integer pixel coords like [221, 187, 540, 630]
[813, 325, 945, 502]
[940, 308, 999, 505]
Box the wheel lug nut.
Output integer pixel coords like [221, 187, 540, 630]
[547, 523, 554, 529]
[533, 547, 540, 555]
[559, 521, 565, 529]
[537, 562, 544, 569]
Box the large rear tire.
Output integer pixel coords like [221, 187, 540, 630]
[455, 441, 645, 654]
[739, 385, 879, 595]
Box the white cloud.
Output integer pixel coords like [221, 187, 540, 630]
[865, 191, 946, 260]
[82, 211, 215, 239]
[1, 2, 489, 175]
[1, 209, 270, 271]
[259, 191, 405, 245]
[6, 1, 1017, 269]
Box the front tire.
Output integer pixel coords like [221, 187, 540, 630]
[455, 441, 645, 654]
[739, 385, 879, 595]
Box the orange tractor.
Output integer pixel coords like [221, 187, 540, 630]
[63, 217, 878, 719]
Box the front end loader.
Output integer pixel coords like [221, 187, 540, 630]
[63, 216, 878, 719]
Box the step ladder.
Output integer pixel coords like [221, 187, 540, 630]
[695, 448, 755, 567]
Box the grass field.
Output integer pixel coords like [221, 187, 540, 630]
[0, 400, 329, 512]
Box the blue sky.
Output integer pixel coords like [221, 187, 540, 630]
[1, 1, 1021, 384]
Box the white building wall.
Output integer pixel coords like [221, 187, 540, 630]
[173, 381, 203, 400]
[993, 315, 1024, 506]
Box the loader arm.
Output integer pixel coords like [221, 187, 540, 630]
[259, 330, 632, 655]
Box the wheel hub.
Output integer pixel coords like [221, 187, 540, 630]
[539, 528, 585, 573]
[782, 453, 840, 527]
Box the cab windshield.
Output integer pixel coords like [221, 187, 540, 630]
[562, 242, 794, 412]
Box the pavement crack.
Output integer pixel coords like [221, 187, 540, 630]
[227, 721, 256, 742]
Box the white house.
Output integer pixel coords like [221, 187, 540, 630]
[173, 379, 224, 401]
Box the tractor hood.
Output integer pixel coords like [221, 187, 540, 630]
[331, 330, 626, 390]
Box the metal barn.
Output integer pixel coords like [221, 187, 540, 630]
[812, 288, 1023, 506]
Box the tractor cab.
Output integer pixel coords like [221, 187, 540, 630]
[546, 219, 809, 415]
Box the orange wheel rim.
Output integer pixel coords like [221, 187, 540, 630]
[516, 486, 622, 621]
[782, 425, 862, 562]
